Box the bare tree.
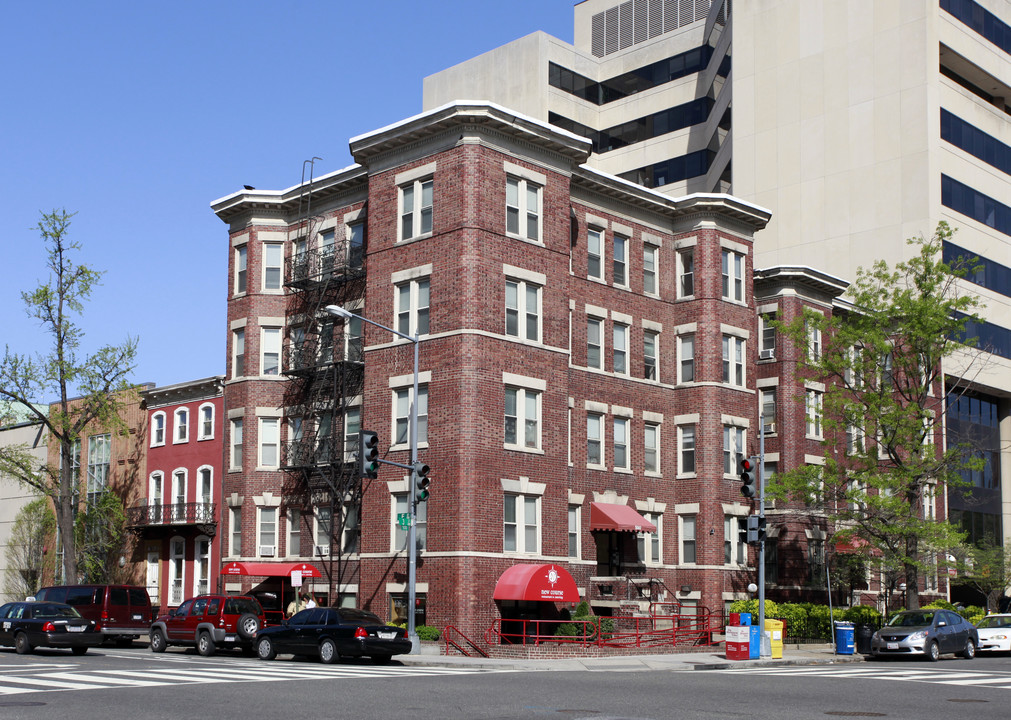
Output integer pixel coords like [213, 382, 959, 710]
[0, 210, 137, 583]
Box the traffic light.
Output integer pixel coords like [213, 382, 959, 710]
[740, 457, 757, 498]
[413, 462, 430, 504]
[757, 516, 767, 542]
[359, 430, 379, 478]
[746, 515, 760, 543]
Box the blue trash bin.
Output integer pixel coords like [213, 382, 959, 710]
[835, 621, 855, 655]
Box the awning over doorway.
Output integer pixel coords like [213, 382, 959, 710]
[492, 564, 580, 602]
[221, 561, 322, 578]
[589, 502, 657, 533]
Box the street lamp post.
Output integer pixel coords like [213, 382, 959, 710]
[325, 304, 421, 653]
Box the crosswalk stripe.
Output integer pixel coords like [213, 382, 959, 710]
[41, 672, 166, 688]
[1, 676, 95, 690]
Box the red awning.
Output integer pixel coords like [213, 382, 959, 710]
[493, 564, 580, 603]
[221, 561, 322, 578]
[589, 502, 657, 533]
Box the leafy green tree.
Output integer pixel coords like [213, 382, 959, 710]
[74, 490, 130, 584]
[3, 497, 56, 601]
[0, 210, 137, 583]
[956, 537, 1011, 614]
[770, 222, 984, 610]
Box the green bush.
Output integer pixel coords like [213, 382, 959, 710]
[728, 598, 780, 618]
[554, 622, 580, 637]
[841, 605, 882, 627]
[416, 625, 441, 642]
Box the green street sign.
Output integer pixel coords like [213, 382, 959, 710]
[397, 512, 411, 529]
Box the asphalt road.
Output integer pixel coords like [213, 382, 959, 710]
[1, 646, 1010, 720]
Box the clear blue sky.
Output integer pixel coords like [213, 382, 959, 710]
[1, 1, 574, 395]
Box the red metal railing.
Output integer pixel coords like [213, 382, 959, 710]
[485, 613, 719, 648]
[444, 625, 489, 657]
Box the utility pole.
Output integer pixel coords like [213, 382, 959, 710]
[758, 412, 767, 656]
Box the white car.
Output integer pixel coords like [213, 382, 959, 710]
[976, 614, 1011, 654]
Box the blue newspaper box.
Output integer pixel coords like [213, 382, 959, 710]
[748, 624, 761, 658]
[739, 612, 752, 626]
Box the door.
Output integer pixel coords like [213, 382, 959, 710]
[165, 599, 193, 642]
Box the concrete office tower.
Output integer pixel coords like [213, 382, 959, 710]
[425, 0, 1011, 559]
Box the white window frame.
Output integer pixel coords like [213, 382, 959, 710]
[399, 178, 433, 241]
[232, 328, 245, 378]
[638, 512, 662, 565]
[760, 389, 777, 435]
[678, 249, 694, 299]
[760, 314, 776, 357]
[644, 422, 660, 475]
[396, 277, 430, 337]
[680, 515, 697, 565]
[230, 418, 243, 470]
[587, 227, 603, 280]
[258, 417, 280, 469]
[148, 472, 163, 521]
[151, 411, 166, 447]
[505, 278, 541, 342]
[261, 327, 282, 376]
[724, 515, 746, 566]
[506, 176, 541, 242]
[392, 493, 428, 552]
[235, 245, 247, 295]
[286, 508, 302, 558]
[613, 416, 630, 471]
[193, 535, 211, 596]
[721, 249, 745, 303]
[262, 242, 283, 291]
[806, 389, 824, 439]
[503, 493, 540, 554]
[173, 408, 189, 444]
[586, 412, 604, 468]
[198, 403, 215, 441]
[644, 330, 658, 381]
[229, 506, 242, 557]
[613, 323, 629, 375]
[723, 425, 746, 476]
[168, 537, 185, 606]
[643, 244, 658, 296]
[504, 386, 541, 451]
[613, 234, 628, 287]
[678, 425, 696, 476]
[678, 334, 695, 384]
[392, 384, 429, 449]
[257, 507, 277, 557]
[171, 468, 187, 507]
[587, 317, 604, 369]
[722, 335, 746, 387]
[567, 504, 581, 558]
[806, 321, 822, 362]
[195, 466, 212, 506]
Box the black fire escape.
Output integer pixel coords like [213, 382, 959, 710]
[281, 161, 366, 600]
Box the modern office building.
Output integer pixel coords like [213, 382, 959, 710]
[424, 0, 1011, 559]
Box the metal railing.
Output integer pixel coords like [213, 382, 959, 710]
[485, 614, 718, 649]
[127, 502, 216, 527]
[443, 626, 490, 657]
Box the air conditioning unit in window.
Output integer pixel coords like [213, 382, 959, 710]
[759, 349, 775, 360]
[259, 545, 276, 557]
[763, 422, 776, 435]
[314, 545, 330, 556]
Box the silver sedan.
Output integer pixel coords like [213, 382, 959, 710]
[870, 609, 978, 661]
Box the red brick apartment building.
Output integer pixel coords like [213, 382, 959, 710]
[210, 102, 927, 639]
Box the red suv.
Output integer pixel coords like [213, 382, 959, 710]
[149, 595, 265, 656]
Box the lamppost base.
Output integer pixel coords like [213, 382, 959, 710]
[408, 633, 421, 654]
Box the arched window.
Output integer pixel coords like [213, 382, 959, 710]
[151, 412, 166, 447]
[174, 407, 189, 443]
[168, 536, 185, 606]
[198, 403, 215, 440]
[148, 472, 164, 524]
[193, 535, 211, 596]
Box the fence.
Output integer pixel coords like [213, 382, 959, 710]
[486, 613, 717, 649]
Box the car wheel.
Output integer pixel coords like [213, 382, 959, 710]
[197, 631, 217, 657]
[257, 636, 276, 661]
[371, 655, 392, 665]
[961, 638, 976, 659]
[71, 646, 88, 656]
[237, 613, 261, 640]
[14, 632, 32, 655]
[149, 629, 167, 653]
[319, 638, 338, 664]
[927, 640, 940, 662]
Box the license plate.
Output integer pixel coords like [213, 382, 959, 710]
[887, 642, 898, 650]
[225, 635, 236, 642]
[377, 632, 396, 640]
[67, 626, 85, 633]
[132, 614, 142, 621]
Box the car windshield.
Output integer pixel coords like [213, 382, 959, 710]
[35, 604, 81, 619]
[224, 597, 263, 615]
[978, 615, 1011, 629]
[888, 611, 935, 627]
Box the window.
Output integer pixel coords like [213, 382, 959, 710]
[679, 425, 696, 474]
[845, 414, 864, 455]
[86, 434, 111, 502]
[342, 501, 360, 553]
[393, 494, 427, 551]
[230, 418, 243, 470]
[151, 412, 165, 447]
[845, 345, 864, 389]
[259, 418, 280, 468]
[723, 425, 745, 475]
[613, 235, 628, 286]
[760, 315, 776, 357]
[506, 176, 541, 241]
[194, 537, 211, 596]
[721, 249, 745, 302]
[171, 469, 187, 510]
[258, 508, 277, 557]
[319, 229, 336, 277]
[568, 505, 581, 558]
[637, 512, 662, 564]
[643, 245, 657, 294]
[344, 314, 363, 363]
[588, 228, 603, 280]
[587, 317, 603, 369]
[505, 279, 540, 341]
[198, 403, 214, 440]
[504, 387, 540, 450]
[504, 494, 539, 553]
[261, 327, 281, 376]
[881, 351, 894, 390]
[349, 221, 365, 269]
[760, 389, 777, 434]
[724, 516, 745, 565]
[644, 330, 658, 381]
[263, 243, 283, 291]
[235, 245, 247, 294]
[148, 472, 163, 522]
[169, 537, 184, 605]
[173, 408, 188, 443]
[680, 515, 696, 564]
[613, 417, 629, 470]
[806, 390, 823, 438]
[400, 178, 433, 240]
[394, 385, 428, 446]
[586, 412, 603, 466]
[644, 422, 660, 474]
[344, 406, 361, 463]
[722, 335, 745, 387]
[613, 323, 628, 375]
[678, 250, 694, 298]
[287, 508, 301, 557]
[315, 506, 332, 555]
[679, 334, 694, 383]
[229, 506, 242, 556]
[806, 320, 822, 362]
[233, 329, 245, 378]
[396, 278, 430, 337]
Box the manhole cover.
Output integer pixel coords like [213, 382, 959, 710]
[824, 713, 886, 718]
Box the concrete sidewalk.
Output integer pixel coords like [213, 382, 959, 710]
[397, 643, 866, 672]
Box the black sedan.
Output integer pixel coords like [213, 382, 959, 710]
[0, 601, 103, 655]
[254, 607, 412, 664]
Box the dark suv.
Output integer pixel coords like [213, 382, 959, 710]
[149, 595, 265, 656]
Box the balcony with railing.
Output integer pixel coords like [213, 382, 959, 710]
[286, 243, 364, 290]
[126, 502, 217, 535]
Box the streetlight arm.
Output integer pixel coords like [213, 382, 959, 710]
[324, 305, 417, 344]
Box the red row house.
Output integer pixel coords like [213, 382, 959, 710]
[132, 378, 224, 610]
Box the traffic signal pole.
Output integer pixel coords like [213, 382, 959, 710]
[758, 413, 767, 656]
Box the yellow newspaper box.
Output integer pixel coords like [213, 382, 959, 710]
[764, 619, 784, 659]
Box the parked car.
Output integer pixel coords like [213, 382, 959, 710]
[0, 601, 103, 655]
[149, 594, 265, 656]
[254, 607, 411, 664]
[975, 613, 1011, 654]
[870, 609, 978, 661]
[35, 584, 153, 645]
